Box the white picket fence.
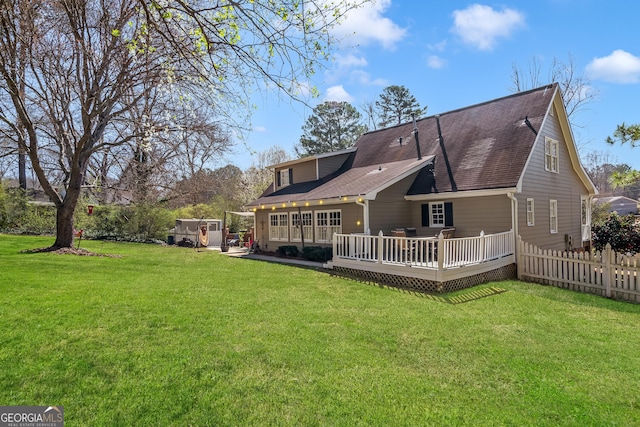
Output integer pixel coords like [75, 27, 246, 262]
[518, 238, 640, 303]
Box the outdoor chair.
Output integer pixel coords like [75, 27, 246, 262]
[440, 228, 455, 239]
[392, 229, 415, 262]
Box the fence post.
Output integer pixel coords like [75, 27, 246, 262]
[604, 243, 612, 298]
[516, 235, 523, 280]
[377, 230, 384, 264]
[479, 230, 486, 262]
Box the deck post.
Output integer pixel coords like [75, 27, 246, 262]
[437, 233, 444, 270]
[377, 230, 384, 264]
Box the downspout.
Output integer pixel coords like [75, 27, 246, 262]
[355, 198, 370, 234]
[508, 192, 520, 278]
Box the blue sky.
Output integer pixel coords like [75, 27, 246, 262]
[228, 0, 640, 171]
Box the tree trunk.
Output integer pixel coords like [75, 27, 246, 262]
[53, 202, 76, 248]
[18, 151, 26, 190]
[51, 180, 83, 249]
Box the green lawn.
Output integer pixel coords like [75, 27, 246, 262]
[1, 234, 639, 426]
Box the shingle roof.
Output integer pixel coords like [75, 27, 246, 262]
[249, 84, 556, 207]
[353, 83, 555, 193]
[250, 156, 434, 206]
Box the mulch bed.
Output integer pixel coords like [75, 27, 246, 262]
[20, 247, 122, 258]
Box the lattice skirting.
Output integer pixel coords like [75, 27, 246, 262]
[332, 264, 517, 294]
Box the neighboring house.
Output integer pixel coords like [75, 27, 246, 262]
[247, 84, 597, 258]
[593, 196, 639, 215]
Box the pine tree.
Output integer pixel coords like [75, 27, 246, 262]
[296, 101, 367, 157]
[375, 85, 427, 128]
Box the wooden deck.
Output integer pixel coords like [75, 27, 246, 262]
[328, 230, 516, 290]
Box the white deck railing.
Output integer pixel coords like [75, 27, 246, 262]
[333, 230, 514, 270]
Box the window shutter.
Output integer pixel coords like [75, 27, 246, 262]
[421, 204, 429, 227]
[277, 171, 281, 187]
[289, 168, 293, 185]
[444, 202, 453, 227]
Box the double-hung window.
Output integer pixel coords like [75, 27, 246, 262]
[544, 137, 559, 173]
[315, 210, 341, 243]
[549, 200, 558, 234]
[526, 198, 535, 226]
[269, 213, 289, 241]
[277, 168, 292, 188]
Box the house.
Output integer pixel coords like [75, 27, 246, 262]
[247, 84, 597, 290]
[593, 196, 638, 215]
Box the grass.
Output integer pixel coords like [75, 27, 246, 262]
[1, 234, 640, 426]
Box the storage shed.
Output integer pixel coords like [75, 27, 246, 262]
[170, 219, 224, 247]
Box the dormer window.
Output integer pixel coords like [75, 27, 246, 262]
[278, 168, 293, 188]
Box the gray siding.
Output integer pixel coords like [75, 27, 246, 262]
[318, 153, 351, 178]
[518, 113, 590, 250]
[369, 175, 512, 238]
[408, 196, 512, 238]
[368, 174, 416, 235]
[274, 160, 316, 191]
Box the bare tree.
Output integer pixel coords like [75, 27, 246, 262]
[510, 54, 598, 127]
[0, 0, 368, 248]
[242, 145, 291, 203]
[360, 99, 378, 132]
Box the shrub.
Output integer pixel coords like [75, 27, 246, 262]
[592, 213, 640, 254]
[89, 203, 173, 242]
[276, 245, 299, 257]
[0, 182, 7, 229]
[302, 246, 332, 262]
[0, 187, 56, 234]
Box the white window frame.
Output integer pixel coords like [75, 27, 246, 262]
[430, 201, 445, 228]
[315, 209, 342, 243]
[279, 169, 290, 187]
[581, 196, 591, 242]
[549, 200, 558, 234]
[544, 137, 559, 173]
[291, 211, 313, 242]
[526, 198, 535, 226]
[269, 213, 289, 241]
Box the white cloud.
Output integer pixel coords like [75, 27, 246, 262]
[428, 40, 448, 52]
[332, 0, 407, 50]
[427, 55, 447, 69]
[586, 50, 640, 83]
[451, 4, 525, 51]
[253, 126, 267, 133]
[334, 53, 368, 68]
[324, 85, 354, 103]
[350, 70, 388, 86]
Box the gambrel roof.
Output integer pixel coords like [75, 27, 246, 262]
[248, 83, 595, 207]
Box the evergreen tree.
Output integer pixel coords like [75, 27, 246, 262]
[375, 85, 427, 128]
[296, 101, 367, 157]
